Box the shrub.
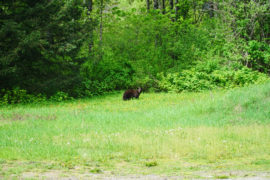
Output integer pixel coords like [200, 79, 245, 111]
[80, 53, 135, 97]
[0, 89, 46, 105]
[49, 91, 71, 102]
[246, 40, 270, 74]
[156, 67, 269, 93]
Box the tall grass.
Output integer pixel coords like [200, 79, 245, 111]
[0, 82, 270, 175]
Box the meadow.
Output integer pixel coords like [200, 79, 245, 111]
[0, 82, 270, 179]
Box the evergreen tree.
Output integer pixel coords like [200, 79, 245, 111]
[0, 0, 93, 95]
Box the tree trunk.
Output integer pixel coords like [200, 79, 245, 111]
[175, 0, 179, 20]
[100, 0, 103, 43]
[87, 0, 92, 12]
[154, 0, 159, 9]
[162, 0, 165, 14]
[87, 0, 93, 54]
[147, 0, 150, 12]
[170, 0, 173, 10]
[99, 0, 103, 60]
[153, 0, 159, 47]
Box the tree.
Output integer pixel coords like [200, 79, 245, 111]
[162, 0, 166, 14]
[99, 0, 104, 61]
[175, 0, 179, 20]
[154, 0, 159, 9]
[0, 0, 93, 95]
[86, 0, 94, 54]
[170, 0, 173, 10]
[147, 0, 150, 12]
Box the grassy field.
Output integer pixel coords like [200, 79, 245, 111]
[0, 82, 270, 179]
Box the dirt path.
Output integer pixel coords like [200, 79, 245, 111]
[19, 170, 270, 179]
[1, 161, 269, 179]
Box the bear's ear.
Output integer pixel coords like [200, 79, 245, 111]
[138, 87, 142, 93]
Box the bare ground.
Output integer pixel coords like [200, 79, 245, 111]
[1, 161, 270, 179]
[19, 171, 270, 180]
[8, 168, 270, 179]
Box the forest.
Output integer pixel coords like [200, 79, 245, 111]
[0, 0, 269, 103]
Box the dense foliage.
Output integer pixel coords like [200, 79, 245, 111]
[0, 0, 92, 96]
[0, 0, 269, 104]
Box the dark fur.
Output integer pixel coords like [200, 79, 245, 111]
[123, 87, 142, 100]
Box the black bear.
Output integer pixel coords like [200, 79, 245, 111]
[123, 87, 142, 100]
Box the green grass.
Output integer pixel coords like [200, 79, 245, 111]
[0, 82, 270, 178]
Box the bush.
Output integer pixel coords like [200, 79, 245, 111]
[79, 52, 135, 97]
[49, 91, 71, 102]
[246, 40, 270, 74]
[156, 67, 269, 93]
[0, 89, 75, 105]
[0, 89, 46, 105]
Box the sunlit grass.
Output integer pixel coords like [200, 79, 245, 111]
[0, 82, 270, 176]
